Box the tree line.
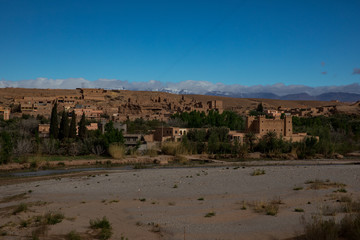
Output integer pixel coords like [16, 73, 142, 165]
[0, 103, 124, 164]
[171, 110, 245, 130]
[1, 107, 360, 164]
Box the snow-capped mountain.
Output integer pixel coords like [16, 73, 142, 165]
[1, 78, 360, 102]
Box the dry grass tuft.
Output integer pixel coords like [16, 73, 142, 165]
[249, 197, 282, 216]
[298, 213, 360, 240]
[161, 142, 188, 156]
[251, 169, 265, 176]
[108, 143, 125, 159]
[0, 193, 28, 204]
[305, 179, 346, 190]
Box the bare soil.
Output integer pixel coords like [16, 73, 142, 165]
[1, 160, 359, 240]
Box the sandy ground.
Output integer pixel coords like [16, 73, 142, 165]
[0, 162, 360, 240]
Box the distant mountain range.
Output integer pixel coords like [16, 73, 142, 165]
[202, 91, 360, 102]
[1, 78, 360, 102]
[158, 88, 360, 102]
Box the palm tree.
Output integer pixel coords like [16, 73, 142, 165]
[264, 131, 277, 153]
[244, 132, 256, 152]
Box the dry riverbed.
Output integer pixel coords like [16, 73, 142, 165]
[0, 161, 360, 240]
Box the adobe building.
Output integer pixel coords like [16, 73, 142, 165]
[86, 123, 99, 131]
[78, 88, 106, 101]
[207, 100, 223, 114]
[38, 124, 50, 138]
[73, 108, 103, 120]
[0, 107, 10, 120]
[245, 115, 307, 142]
[152, 116, 309, 144]
[264, 109, 282, 118]
[154, 127, 189, 142]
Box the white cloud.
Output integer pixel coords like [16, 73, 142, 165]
[0, 78, 360, 96]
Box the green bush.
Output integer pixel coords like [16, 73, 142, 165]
[90, 217, 112, 229]
[204, 211, 216, 218]
[13, 203, 28, 215]
[44, 211, 64, 225]
[89, 216, 112, 240]
[66, 231, 81, 240]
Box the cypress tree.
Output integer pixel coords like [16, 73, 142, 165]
[78, 112, 87, 140]
[69, 110, 77, 139]
[49, 102, 59, 139]
[59, 110, 69, 140]
[256, 103, 264, 113]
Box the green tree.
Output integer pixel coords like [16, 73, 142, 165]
[104, 121, 124, 145]
[207, 131, 220, 154]
[78, 113, 87, 140]
[0, 131, 13, 164]
[69, 110, 77, 139]
[59, 111, 69, 140]
[171, 110, 244, 130]
[49, 102, 59, 139]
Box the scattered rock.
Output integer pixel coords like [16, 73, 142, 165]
[346, 151, 360, 157]
[247, 152, 261, 159]
[333, 153, 344, 159]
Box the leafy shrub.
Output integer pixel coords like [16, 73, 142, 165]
[66, 231, 81, 240]
[204, 211, 216, 217]
[89, 216, 112, 240]
[13, 203, 28, 215]
[90, 216, 111, 230]
[44, 211, 64, 225]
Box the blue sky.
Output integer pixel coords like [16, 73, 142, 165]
[1, 0, 359, 87]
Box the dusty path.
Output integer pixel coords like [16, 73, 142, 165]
[0, 163, 359, 239]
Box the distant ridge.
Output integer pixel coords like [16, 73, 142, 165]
[203, 91, 360, 102]
[1, 78, 360, 102]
